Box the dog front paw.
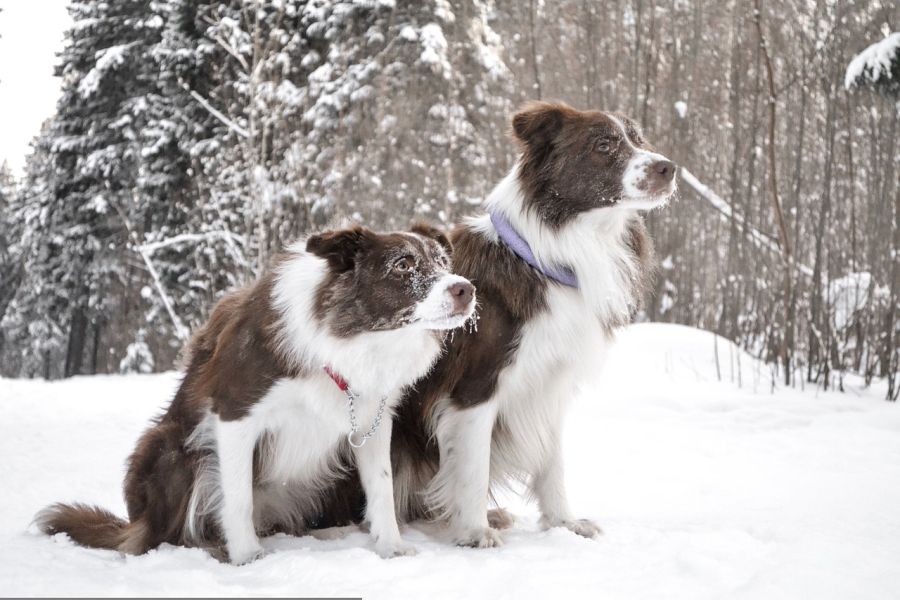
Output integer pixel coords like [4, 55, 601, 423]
[454, 526, 504, 548]
[227, 541, 264, 565]
[543, 517, 602, 539]
[374, 540, 417, 558]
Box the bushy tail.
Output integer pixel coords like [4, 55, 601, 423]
[35, 503, 147, 554]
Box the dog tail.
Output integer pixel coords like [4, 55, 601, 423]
[35, 503, 148, 554]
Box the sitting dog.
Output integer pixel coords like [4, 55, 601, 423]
[37, 224, 476, 563]
[384, 102, 676, 547]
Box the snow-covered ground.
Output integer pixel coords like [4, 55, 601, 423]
[1, 323, 898, 598]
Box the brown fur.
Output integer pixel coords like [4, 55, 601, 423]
[35, 503, 132, 551]
[190, 274, 301, 422]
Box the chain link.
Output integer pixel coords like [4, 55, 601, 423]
[345, 387, 387, 448]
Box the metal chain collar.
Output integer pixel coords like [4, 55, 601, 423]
[344, 386, 387, 448]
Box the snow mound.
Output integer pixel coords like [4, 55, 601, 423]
[1, 324, 898, 598]
[603, 322, 769, 390]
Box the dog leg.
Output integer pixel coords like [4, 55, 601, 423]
[215, 416, 263, 564]
[355, 418, 415, 558]
[532, 436, 602, 539]
[429, 401, 502, 548]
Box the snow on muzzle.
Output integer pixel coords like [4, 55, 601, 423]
[413, 274, 476, 329]
[622, 149, 678, 208]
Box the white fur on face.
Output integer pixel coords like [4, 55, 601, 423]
[609, 115, 677, 208]
[621, 149, 675, 203]
[411, 273, 475, 330]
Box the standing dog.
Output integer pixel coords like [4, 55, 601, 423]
[37, 224, 476, 563]
[386, 102, 677, 546]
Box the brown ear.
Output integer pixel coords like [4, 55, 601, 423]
[511, 101, 568, 149]
[306, 226, 374, 271]
[410, 221, 452, 255]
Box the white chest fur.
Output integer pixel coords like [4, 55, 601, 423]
[251, 376, 377, 485]
[491, 285, 613, 478]
[476, 169, 640, 480]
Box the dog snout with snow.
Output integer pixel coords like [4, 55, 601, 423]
[413, 274, 476, 330]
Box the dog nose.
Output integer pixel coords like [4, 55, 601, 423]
[653, 160, 676, 182]
[447, 281, 475, 312]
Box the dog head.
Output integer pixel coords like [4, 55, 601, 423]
[512, 101, 677, 226]
[306, 223, 475, 336]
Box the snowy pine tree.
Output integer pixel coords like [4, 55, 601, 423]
[1, 1, 897, 398]
[1, 130, 62, 377]
[1, 0, 514, 377]
[0, 161, 19, 333]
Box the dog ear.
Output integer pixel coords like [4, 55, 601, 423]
[306, 226, 374, 272]
[511, 101, 568, 150]
[410, 221, 452, 255]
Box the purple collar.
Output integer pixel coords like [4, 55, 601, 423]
[489, 212, 579, 288]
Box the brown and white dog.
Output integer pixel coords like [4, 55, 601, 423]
[385, 102, 677, 547]
[37, 224, 476, 564]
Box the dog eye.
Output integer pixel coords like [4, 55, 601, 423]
[394, 257, 414, 272]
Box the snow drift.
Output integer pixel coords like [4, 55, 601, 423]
[0, 323, 898, 598]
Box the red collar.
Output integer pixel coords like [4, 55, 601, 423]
[323, 366, 350, 392]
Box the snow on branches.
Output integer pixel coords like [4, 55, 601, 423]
[845, 32, 900, 97]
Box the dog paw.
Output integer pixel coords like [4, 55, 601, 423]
[487, 507, 515, 530]
[543, 517, 603, 539]
[454, 526, 504, 548]
[375, 541, 417, 558]
[227, 542, 264, 565]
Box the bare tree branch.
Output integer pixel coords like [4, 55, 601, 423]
[180, 80, 249, 138]
[680, 169, 814, 278]
[110, 199, 190, 341]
